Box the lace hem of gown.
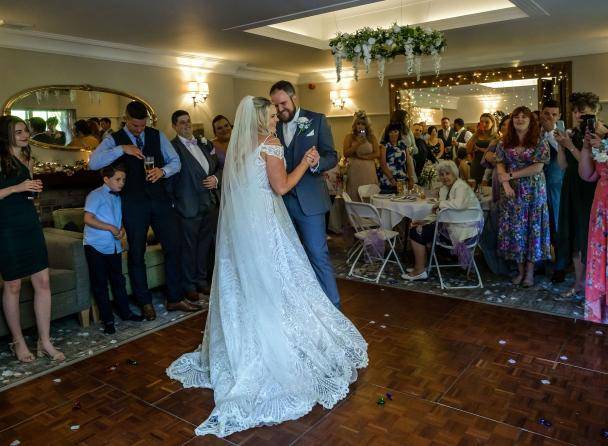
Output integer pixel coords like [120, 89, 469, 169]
[167, 349, 367, 437]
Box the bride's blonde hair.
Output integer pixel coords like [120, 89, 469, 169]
[253, 97, 273, 135]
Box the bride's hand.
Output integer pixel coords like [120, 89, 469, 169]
[302, 147, 319, 166]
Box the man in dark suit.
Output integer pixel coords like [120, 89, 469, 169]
[170, 110, 220, 301]
[89, 101, 199, 321]
[270, 80, 340, 308]
[437, 117, 455, 160]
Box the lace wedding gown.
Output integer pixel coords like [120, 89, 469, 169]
[166, 142, 368, 437]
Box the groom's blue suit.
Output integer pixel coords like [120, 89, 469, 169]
[277, 108, 340, 308]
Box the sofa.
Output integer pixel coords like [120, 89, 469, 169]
[0, 228, 91, 337]
[50, 207, 166, 295]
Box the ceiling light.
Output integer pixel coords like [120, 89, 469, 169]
[480, 78, 538, 89]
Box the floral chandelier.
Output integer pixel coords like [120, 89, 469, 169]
[329, 23, 447, 86]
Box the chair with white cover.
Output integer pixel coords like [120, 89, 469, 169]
[345, 200, 404, 283]
[358, 184, 381, 203]
[342, 191, 377, 265]
[427, 208, 484, 289]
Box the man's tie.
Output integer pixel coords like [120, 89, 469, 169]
[135, 135, 144, 150]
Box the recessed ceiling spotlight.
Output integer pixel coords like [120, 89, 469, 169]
[0, 19, 35, 30]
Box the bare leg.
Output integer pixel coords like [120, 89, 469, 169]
[512, 262, 524, 285]
[2, 279, 34, 362]
[523, 261, 535, 286]
[410, 239, 428, 276]
[30, 269, 64, 361]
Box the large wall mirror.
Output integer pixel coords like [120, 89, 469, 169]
[388, 61, 572, 128]
[2, 84, 157, 156]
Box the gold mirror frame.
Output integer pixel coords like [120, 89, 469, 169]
[1, 84, 157, 152]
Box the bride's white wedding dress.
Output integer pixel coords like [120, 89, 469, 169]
[166, 132, 368, 437]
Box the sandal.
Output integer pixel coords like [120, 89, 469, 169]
[37, 340, 65, 362]
[9, 339, 35, 363]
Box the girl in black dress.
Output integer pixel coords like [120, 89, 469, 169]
[0, 116, 64, 363]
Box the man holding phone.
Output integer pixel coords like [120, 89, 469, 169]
[540, 100, 564, 272]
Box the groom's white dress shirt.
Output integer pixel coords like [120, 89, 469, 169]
[283, 108, 301, 147]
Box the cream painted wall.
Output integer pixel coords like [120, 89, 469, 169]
[0, 47, 265, 164]
[298, 77, 390, 153]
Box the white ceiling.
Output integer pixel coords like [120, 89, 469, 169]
[0, 0, 607, 81]
[247, 0, 526, 49]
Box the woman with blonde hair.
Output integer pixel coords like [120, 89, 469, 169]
[467, 113, 498, 185]
[343, 111, 379, 200]
[167, 96, 367, 437]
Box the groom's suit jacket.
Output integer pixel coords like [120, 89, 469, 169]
[277, 109, 337, 216]
[169, 136, 221, 219]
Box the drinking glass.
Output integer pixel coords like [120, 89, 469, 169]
[144, 156, 155, 173]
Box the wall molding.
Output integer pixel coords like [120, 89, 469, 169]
[0, 28, 300, 84]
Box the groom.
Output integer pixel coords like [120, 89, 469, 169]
[270, 81, 340, 308]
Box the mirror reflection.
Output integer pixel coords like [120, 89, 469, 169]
[3, 85, 156, 152]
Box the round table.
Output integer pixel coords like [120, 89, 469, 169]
[371, 196, 435, 229]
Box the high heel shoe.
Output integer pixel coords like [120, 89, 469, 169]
[36, 340, 65, 362]
[9, 339, 34, 363]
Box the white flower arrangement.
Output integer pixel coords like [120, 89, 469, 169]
[296, 117, 312, 134]
[592, 139, 608, 163]
[329, 23, 446, 85]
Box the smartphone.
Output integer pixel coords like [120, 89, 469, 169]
[580, 114, 596, 133]
[556, 120, 565, 132]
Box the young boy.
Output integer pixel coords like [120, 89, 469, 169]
[84, 164, 144, 334]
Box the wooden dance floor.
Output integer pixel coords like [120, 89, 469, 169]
[0, 279, 606, 445]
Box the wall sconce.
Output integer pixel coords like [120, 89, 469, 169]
[330, 90, 348, 109]
[188, 81, 209, 107]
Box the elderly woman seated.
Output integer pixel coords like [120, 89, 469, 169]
[402, 160, 482, 281]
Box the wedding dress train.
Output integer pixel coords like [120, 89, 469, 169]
[166, 136, 368, 437]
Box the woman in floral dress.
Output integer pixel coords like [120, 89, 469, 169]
[579, 128, 608, 322]
[496, 106, 551, 287]
[378, 123, 415, 193]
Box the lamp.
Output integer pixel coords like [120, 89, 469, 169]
[330, 89, 348, 109]
[188, 81, 209, 107]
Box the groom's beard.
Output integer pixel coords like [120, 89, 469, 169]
[277, 100, 296, 123]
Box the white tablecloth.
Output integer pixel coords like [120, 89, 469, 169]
[371, 194, 492, 229]
[371, 196, 435, 229]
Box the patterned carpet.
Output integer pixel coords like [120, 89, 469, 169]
[0, 293, 207, 392]
[328, 234, 586, 320]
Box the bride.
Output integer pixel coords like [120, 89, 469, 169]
[166, 96, 368, 437]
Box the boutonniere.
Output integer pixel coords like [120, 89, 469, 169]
[296, 117, 312, 134]
[199, 137, 208, 145]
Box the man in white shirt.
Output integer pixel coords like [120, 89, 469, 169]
[453, 118, 473, 150]
[170, 110, 221, 302]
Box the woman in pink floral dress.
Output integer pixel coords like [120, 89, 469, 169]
[580, 129, 608, 322]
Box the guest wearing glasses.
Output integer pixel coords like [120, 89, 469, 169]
[402, 160, 481, 281]
[0, 116, 64, 363]
[496, 106, 551, 287]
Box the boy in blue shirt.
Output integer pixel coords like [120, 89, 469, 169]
[84, 164, 144, 334]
